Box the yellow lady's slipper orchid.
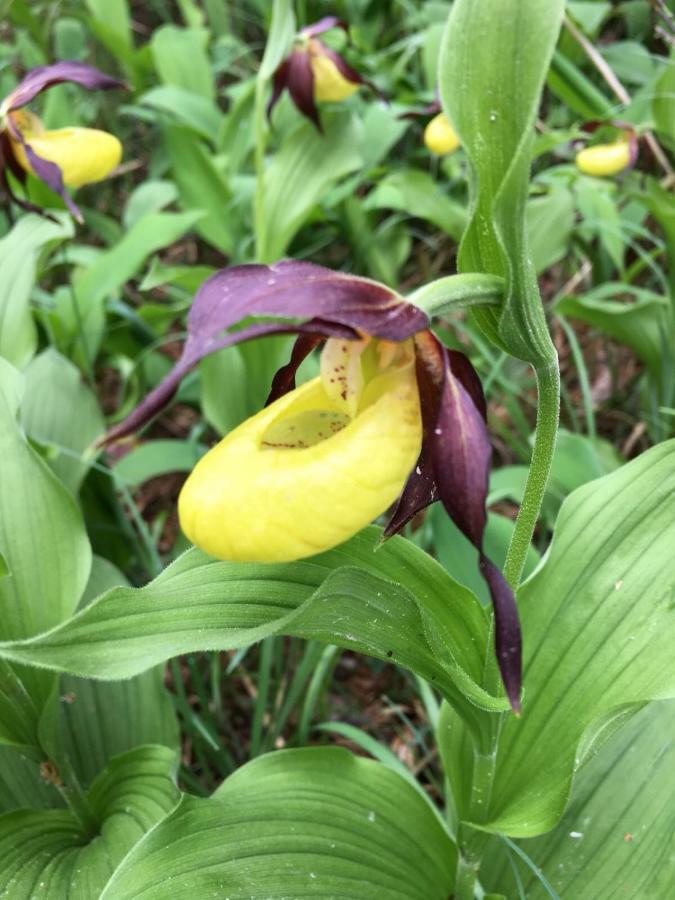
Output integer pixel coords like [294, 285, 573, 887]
[575, 138, 633, 177]
[8, 109, 121, 189]
[310, 49, 360, 103]
[178, 338, 422, 562]
[424, 112, 461, 156]
[0, 60, 124, 219]
[268, 17, 379, 131]
[104, 260, 523, 712]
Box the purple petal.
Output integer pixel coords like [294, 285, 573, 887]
[267, 58, 290, 122]
[5, 61, 125, 111]
[5, 117, 82, 219]
[301, 17, 349, 38]
[102, 320, 345, 445]
[383, 444, 438, 536]
[101, 256, 426, 445]
[20, 137, 82, 221]
[286, 49, 321, 131]
[447, 349, 487, 421]
[480, 556, 522, 715]
[186, 261, 428, 344]
[398, 99, 442, 121]
[416, 332, 522, 711]
[266, 333, 324, 405]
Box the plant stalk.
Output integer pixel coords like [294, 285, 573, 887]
[504, 362, 560, 588]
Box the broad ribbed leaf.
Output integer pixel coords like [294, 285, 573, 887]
[483, 701, 675, 898]
[260, 112, 362, 261]
[59, 557, 179, 787]
[482, 440, 675, 835]
[20, 349, 104, 493]
[439, 0, 564, 365]
[0, 214, 73, 368]
[0, 745, 179, 899]
[0, 529, 508, 737]
[101, 748, 455, 900]
[0, 359, 91, 711]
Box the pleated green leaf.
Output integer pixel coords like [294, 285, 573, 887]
[0, 214, 73, 369]
[439, 0, 564, 365]
[0, 528, 507, 731]
[101, 747, 455, 900]
[484, 440, 675, 836]
[20, 349, 104, 494]
[260, 112, 363, 261]
[0, 359, 91, 714]
[0, 745, 179, 899]
[59, 557, 179, 787]
[483, 701, 675, 898]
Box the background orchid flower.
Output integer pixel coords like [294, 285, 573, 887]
[103, 260, 522, 712]
[401, 98, 461, 156]
[267, 17, 380, 132]
[575, 133, 636, 177]
[0, 61, 125, 221]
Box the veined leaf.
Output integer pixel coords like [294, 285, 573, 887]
[0, 745, 179, 899]
[363, 169, 467, 241]
[0, 213, 73, 369]
[261, 112, 363, 261]
[483, 701, 675, 898]
[0, 529, 507, 736]
[59, 557, 179, 787]
[101, 747, 455, 900]
[483, 440, 675, 836]
[20, 349, 104, 493]
[440, 0, 564, 365]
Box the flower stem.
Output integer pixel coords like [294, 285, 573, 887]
[503, 361, 560, 589]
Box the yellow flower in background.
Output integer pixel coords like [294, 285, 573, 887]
[310, 45, 360, 102]
[268, 16, 381, 131]
[575, 138, 633, 177]
[0, 60, 125, 220]
[8, 109, 121, 189]
[424, 112, 461, 156]
[179, 338, 422, 563]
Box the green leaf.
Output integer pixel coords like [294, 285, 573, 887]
[162, 124, 234, 254]
[557, 284, 669, 379]
[101, 747, 455, 899]
[72, 210, 202, 362]
[260, 112, 363, 261]
[483, 701, 675, 898]
[113, 439, 203, 488]
[138, 84, 223, 141]
[364, 169, 467, 241]
[0, 359, 90, 713]
[0, 743, 62, 813]
[0, 745, 179, 899]
[653, 52, 675, 151]
[123, 180, 178, 230]
[200, 333, 292, 435]
[0, 358, 89, 746]
[0, 529, 508, 731]
[20, 349, 104, 493]
[59, 557, 179, 787]
[526, 188, 574, 274]
[0, 214, 73, 369]
[483, 441, 675, 836]
[440, 0, 564, 365]
[151, 25, 214, 100]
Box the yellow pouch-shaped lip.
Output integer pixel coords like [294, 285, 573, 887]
[423, 112, 461, 156]
[10, 111, 122, 188]
[575, 140, 631, 177]
[310, 52, 359, 102]
[178, 364, 422, 563]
